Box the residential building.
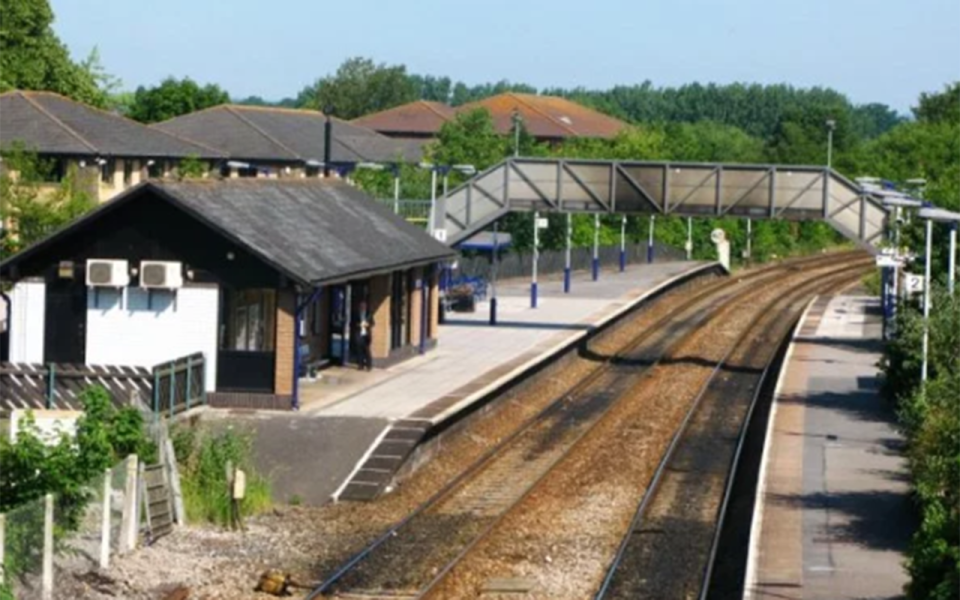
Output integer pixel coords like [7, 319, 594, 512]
[351, 93, 630, 145]
[0, 91, 224, 202]
[153, 105, 424, 177]
[0, 179, 454, 409]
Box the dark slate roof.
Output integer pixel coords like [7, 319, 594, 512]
[1, 179, 454, 286]
[153, 105, 423, 164]
[0, 91, 224, 158]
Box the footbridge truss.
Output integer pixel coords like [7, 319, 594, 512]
[438, 158, 888, 251]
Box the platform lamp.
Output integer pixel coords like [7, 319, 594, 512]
[825, 119, 836, 169]
[918, 206, 960, 383]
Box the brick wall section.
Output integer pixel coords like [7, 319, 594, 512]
[409, 267, 423, 348]
[274, 289, 295, 395]
[369, 275, 391, 360]
[429, 269, 439, 340]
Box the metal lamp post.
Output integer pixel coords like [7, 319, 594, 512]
[918, 206, 960, 383]
[647, 215, 656, 263]
[619, 215, 627, 272]
[512, 110, 522, 158]
[592, 214, 600, 281]
[825, 119, 836, 169]
[532, 211, 540, 307]
[564, 213, 572, 293]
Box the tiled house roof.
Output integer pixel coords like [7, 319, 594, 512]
[153, 105, 424, 164]
[0, 91, 224, 158]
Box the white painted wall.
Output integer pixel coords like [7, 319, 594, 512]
[10, 280, 46, 363]
[85, 285, 219, 391]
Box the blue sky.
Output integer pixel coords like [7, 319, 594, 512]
[51, 0, 959, 113]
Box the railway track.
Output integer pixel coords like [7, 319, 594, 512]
[307, 253, 871, 600]
[594, 265, 868, 599]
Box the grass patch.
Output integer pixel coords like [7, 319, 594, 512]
[171, 424, 271, 526]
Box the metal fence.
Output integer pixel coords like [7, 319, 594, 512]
[456, 242, 685, 282]
[151, 352, 205, 417]
[376, 198, 432, 226]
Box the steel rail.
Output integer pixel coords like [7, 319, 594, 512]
[594, 264, 869, 599]
[307, 253, 868, 599]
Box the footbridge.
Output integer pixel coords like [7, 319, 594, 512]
[437, 158, 888, 251]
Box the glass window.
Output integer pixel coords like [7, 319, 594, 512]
[222, 289, 276, 351]
[123, 160, 134, 185]
[100, 159, 115, 184]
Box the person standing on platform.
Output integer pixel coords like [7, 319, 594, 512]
[353, 301, 374, 371]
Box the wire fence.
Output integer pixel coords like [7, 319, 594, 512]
[1, 457, 137, 600]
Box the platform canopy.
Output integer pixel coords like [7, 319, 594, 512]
[438, 158, 889, 252]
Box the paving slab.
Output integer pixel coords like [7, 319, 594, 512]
[745, 295, 914, 600]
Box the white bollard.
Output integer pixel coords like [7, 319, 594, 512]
[42, 494, 53, 600]
[100, 468, 111, 569]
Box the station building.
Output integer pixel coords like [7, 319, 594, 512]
[0, 179, 454, 409]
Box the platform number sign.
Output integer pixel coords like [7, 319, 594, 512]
[904, 274, 924, 296]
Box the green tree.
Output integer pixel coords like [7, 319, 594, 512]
[0, 0, 105, 106]
[0, 144, 96, 253]
[913, 82, 960, 125]
[297, 57, 417, 119]
[429, 108, 507, 170]
[128, 77, 230, 123]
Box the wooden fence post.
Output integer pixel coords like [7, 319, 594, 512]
[120, 454, 139, 553]
[42, 494, 53, 600]
[0, 513, 6, 585]
[99, 468, 111, 569]
[164, 438, 186, 525]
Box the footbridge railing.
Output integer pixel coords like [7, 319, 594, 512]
[437, 158, 888, 252]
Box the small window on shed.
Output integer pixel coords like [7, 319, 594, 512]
[123, 160, 134, 185]
[147, 160, 164, 178]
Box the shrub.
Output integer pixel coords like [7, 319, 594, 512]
[171, 424, 271, 526]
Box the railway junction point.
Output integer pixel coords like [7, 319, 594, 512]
[206, 260, 717, 504]
[744, 294, 913, 600]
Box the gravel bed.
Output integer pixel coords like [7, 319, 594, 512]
[419, 259, 863, 600]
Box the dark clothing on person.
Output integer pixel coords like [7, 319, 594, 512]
[352, 310, 374, 370]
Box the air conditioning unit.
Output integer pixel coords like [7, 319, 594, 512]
[86, 259, 130, 287]
[139, 261, 183, 289]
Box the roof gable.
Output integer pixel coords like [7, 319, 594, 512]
[0, 91, 223, 158]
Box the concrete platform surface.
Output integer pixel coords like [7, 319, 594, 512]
[210, 261, 715, 505]
[304, 260, 711, 421]
[744, 295, 914, 600]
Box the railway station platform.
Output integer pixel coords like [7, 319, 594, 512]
[744, 295, 914, 600]
[209, 260, 717, 505]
